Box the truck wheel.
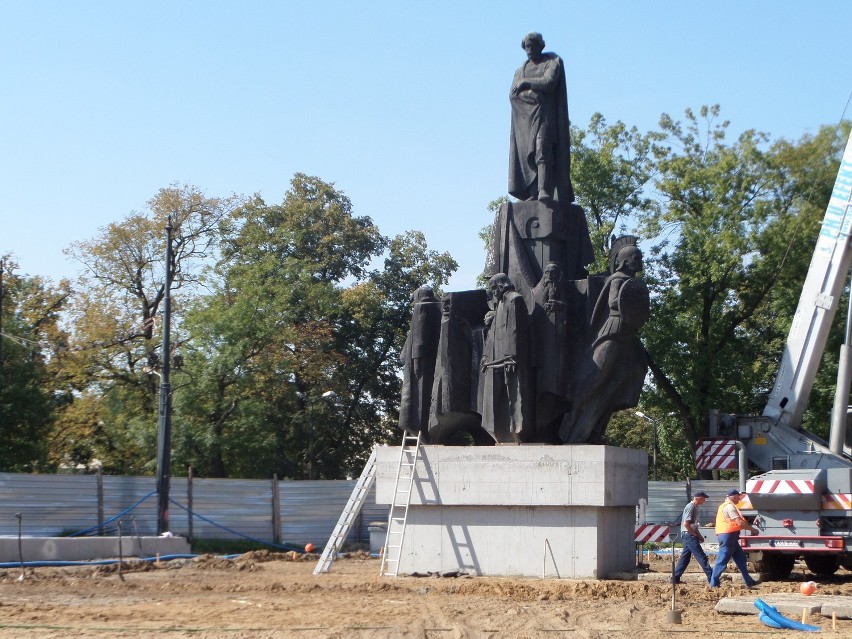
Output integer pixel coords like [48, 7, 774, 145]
[753, 554, 795, 581]
[804, 555, 839, 576]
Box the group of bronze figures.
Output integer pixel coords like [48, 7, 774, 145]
[398, 33, 650, 445]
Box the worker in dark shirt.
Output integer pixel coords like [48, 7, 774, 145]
[671, 491, 713, 584]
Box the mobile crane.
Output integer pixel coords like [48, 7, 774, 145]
[707, 129, 852, 580]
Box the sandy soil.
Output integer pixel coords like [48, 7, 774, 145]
[1, 551, 851, 638]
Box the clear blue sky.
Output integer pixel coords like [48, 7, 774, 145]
[3, 1, 851, 292]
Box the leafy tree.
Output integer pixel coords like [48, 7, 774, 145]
[757, 124, 852, 434]
[340, 230, 457, 472]
[0, 258, 71, 471]
[601, 411, 692, 481]
[172, 175, 385, 478]
[173, 175, 456, 479]
[634, 106, 850, 476]
[56, 185, 242, 473]
[571, 114, 663, 272]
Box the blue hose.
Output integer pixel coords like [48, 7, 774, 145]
[754, 598, 821, 632]
[68, 491, 157, 537]
[758, 612, 784, 629]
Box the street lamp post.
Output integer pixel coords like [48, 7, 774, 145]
[155, 216, 174, 535]
[304, 390, 337, 480]
[635, 411, 659, 481]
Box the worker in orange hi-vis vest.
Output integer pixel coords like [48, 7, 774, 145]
[710, 489, 760, 588]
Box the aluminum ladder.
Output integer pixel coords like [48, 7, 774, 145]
[313, 446, 378, 575]
[379, 431, 422, 576]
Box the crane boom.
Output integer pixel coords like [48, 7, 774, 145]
[764, 132, 852, 430]
[704, 131, 852, 581]
[710, 131, 852, 472]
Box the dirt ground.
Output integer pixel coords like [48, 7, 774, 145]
[1, 550, 851, 638]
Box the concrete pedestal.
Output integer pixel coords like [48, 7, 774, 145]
[376, 444, 647, 578]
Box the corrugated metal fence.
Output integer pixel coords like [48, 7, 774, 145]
[0, 473, 739, 546]
[0, 473, 388, 547]
[645, 480, 742, 526]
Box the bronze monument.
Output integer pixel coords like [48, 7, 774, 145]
[397, 33, 648, 445]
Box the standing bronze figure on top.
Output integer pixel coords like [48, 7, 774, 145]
[486, 32, 592, 299]
[509, 32, 574, 204]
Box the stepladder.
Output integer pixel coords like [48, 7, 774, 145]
[313, 446, 378, 575]
[379, 431, 422, 576]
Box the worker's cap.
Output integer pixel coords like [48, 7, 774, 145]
[727, 489, 744, 497]
[693, 491, 709, 498]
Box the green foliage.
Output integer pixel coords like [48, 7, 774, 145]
[571, 114, 663, 272]
[0, 259, 72, 471]
[602, 411, 693, 481]
[171, 175, 456, 479]
[758, 124, 852, 435]
[54, 185, 243, 474]
[11, 109, 851, 484]
[43, 175, 455, 479]
[635, 106, 851, 475]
